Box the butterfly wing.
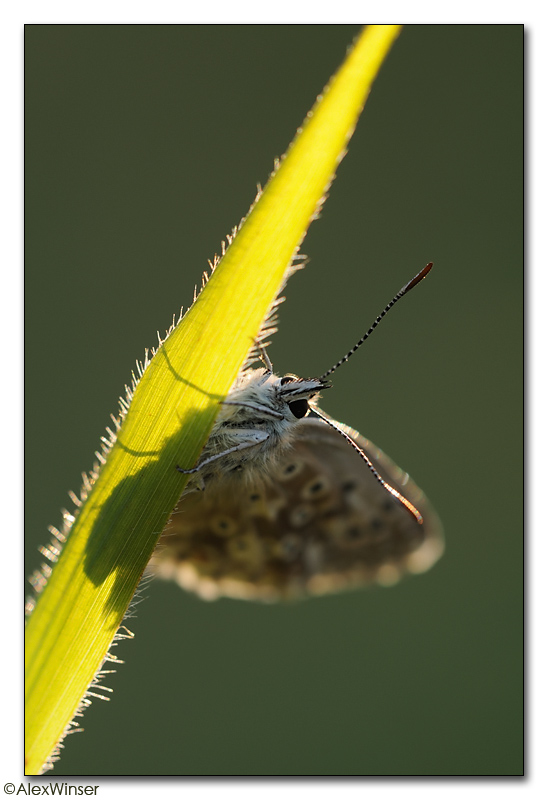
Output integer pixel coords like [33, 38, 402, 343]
[150, 416, 443, 601]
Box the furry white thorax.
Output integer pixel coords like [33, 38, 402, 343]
[183, 367, 330, 491]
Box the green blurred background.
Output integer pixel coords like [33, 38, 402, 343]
[25, 25, 523, 776]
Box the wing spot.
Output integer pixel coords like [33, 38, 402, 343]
[289, 504, 314, 527]
[376, 564, 401, 587]
[276, 459, 304, 480]
[302, 477, 330, 499]
[226, 534, 264, 566]
[210, 515, 238, 537]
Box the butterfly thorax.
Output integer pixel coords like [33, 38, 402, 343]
[186, 368, 330, 490]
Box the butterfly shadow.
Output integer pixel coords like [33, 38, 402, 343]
[82, 405, 213, 621]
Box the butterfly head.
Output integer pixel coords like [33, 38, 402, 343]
[278, 374, 332, 419]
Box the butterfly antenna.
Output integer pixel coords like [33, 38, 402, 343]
[319, 262, 433, 380]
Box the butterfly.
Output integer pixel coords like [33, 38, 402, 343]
[149, 263, 443, 601]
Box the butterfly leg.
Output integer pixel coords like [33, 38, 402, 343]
[257, 343, 273, 373]
[176, 430, 269, 474]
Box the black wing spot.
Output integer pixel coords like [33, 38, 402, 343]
[277, 459, 304, 481]
[302, 477, 330, 499]
[211, 515, 238, 537]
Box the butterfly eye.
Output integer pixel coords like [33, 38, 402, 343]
[281, 375, 296, 385]
[288, 399, 309, 419]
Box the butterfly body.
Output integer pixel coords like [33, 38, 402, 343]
[150, 366, 443, 601]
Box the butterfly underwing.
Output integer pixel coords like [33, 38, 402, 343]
[148, 264, 443, 601]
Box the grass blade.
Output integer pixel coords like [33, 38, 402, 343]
[25, 24, 402, 774]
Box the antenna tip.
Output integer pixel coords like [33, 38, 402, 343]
[403, 262, 434, 294]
